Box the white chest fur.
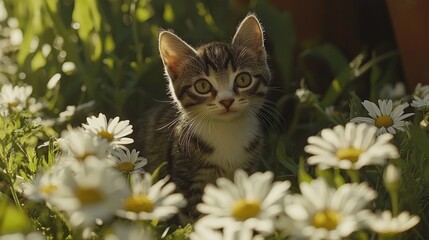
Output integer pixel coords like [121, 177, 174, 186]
[194, 116, 260, 172]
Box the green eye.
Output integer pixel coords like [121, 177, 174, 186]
[194, 79, 212, 94]
[235, 72, 252, 88]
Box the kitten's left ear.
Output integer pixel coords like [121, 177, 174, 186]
[159, 31, 198, 79]
[232, 14, 266, 59]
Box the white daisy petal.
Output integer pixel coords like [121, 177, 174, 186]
[193, 170, 290, 239]
[305, 123, 399, 169]
[286, 178, 375, 239]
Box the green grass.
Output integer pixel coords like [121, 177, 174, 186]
[1, 0, 428, 239]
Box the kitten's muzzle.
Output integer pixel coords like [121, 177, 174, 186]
[219, 99, 234, 110]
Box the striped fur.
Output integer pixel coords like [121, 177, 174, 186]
[137, 14, 271, 222]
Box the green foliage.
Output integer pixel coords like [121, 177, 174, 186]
[1, 0, 428, 239]
[0, 198, 31, 234]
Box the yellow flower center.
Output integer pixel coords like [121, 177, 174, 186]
[375, 115, 393, 128]
[97, 130, 114, 141]
[40, 184, 58, 194]
[117, 162, 134, 172]
[336, 148, 363, 163]
[74, 187, 104, 205]
[76, 153, 91, 162]
[312, 209, 341, 230]
[8, 101, 18, 108]
[232, 199, 261, 221]
[124, 195, 155, 213]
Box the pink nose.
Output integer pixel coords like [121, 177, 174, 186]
[219, 99, 234, 109]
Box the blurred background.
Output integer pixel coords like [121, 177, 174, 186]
[0, 0, 428, 155]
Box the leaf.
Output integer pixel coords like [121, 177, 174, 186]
[72, 0, 102, 61]
[30, 51, 46, 71]
[151, 162, 167, 183]
[0, 199, 31, 234]
[321, 53, 366, 107]
[298, 157, 313, 183]
[409, 124, 429, 157]
[164, 224, 193, 240]
[349, 92, 366, 119]
[276, 141, 298, 175]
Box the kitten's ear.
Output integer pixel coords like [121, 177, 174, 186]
[159, 31, 197, 79]
[232, 14, 266, 59]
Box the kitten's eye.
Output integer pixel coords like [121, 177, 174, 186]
[235, 72, 252, 88]
[194, 79, 212, 94]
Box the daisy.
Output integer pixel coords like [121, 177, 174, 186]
[304, 123, 399, 169]
[117, 173, 186, 221]
[0, 84, 32, 114]
[110, 148, 147, 174]
[0, 232, 45, 240]
[351, 99, 414, 135]
[105, 221, 155, 240]
[379, 82, 406, 100]
[367, 211, 420, 236]
[413, 83, 429, 98]
[21, 166, 71, 202]
[190, 216, 265, 240]
[82, 113, 133, 147]
[49, 159, 129, 227]
[195, 170, 291, 238]
[411, 95, 429, 111]
[57, 128, 110, 163]
[284, 178, 376, 240]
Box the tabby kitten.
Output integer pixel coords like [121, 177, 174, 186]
[139, 14, 271, 220]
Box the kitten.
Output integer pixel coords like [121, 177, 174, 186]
[138, 14, 271, 221]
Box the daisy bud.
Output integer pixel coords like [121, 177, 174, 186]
[419, 113, 429, 129]
[295, 88, 317, 105]
[384, 164, 400, 193]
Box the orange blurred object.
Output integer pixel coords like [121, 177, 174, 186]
[386, 0, 429, 89]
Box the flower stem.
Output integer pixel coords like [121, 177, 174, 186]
[346, 169, 360, 183]
[390, 191, 399, 217]
[9, 185, 23, 213]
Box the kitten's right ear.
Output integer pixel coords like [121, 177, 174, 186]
[159, 31, 197, 79]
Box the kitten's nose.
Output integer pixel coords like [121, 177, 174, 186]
[219, 99, 234, 109]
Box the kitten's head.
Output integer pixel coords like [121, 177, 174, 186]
[159, 14, 270, 121]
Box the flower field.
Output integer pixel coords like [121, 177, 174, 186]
[1, 0, 429, 239]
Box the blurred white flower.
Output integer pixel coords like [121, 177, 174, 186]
[351, 99, 413, 135]
[295, 88, 317, 104]
[82, 113, 134, 147]
[305, 123, 399, 170]
[0, 84, 32, 114]
[47, 73, 61, 89]
[57, 105, 76, 123]
[117, 173, 186, 221]
[411, 95, 429, 111]
[190, 216, 265, 240]
[367, 211, 420, 235]
[195, 170, 291, 238]
[0, 0, 7, 22]
[21, 166, 71, 203]
[105, 221, 155, 240]
[9, 28, 23, 46]
[49, 159, 129, 227]
[379, 82, 406, 100]
[284, 178, 376, 240]
[0, 232, 45, 240]
[413, 83, 429, 98]
[110, 148, 147, 174]
[58, 128, 110, 162]
[62, 61, 76, 74]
